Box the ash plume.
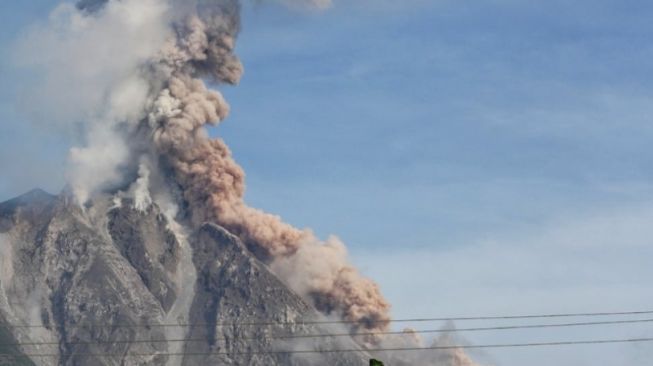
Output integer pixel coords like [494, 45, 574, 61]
[20, 0, 390, 336]
[16, 1, 481, 363]
[374, 327, 485, 366]
[145, 0, 393, 334]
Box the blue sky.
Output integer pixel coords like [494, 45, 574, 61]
[1, 1, 653, 365]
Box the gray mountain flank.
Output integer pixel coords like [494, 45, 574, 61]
[0, 190, 369, 365]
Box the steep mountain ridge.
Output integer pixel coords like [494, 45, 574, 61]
[0, 190, 369, 365]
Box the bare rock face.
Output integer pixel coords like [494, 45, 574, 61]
[0, 312, 36, 366]
[107, 204, 181, 313]
[0, 190, 369, 366]
[182, 224, 366, 366]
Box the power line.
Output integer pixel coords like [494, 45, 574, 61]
[5, 318, 653, 347]
[2, 309, 653, 329]
[7, 337, 653, 358]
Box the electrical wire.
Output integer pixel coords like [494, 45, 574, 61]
[2, 309, 652, 329]
[4, 317, 653, 347]
[5, 337, 653, 358]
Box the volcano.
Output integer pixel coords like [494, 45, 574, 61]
[1, 0, 484, 364]
[0, 189, 368, 365]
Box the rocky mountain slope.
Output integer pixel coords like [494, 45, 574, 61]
[0, 190, 369, 365]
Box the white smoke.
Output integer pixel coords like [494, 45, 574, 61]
[16, 0, 388, 337]
[17, 0, 171, 202]
[374, 328, 484, 366]
[270, 234, 391, 335]
[17, 0, 169, 126]
[0, 234, 14, 291]
[67, 124, 130, 204]
[129, 160, 153, 211]
[13, 1, 481, 364]
[271, 234, 348, 296]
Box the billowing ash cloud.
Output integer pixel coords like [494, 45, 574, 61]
[375, 328, 484, 366]
[16, 0, 480, 363]
[19, 0, 389, 335]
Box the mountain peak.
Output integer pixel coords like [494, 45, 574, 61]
[0, 188, 55, 208]
[0, 193, 368, 365]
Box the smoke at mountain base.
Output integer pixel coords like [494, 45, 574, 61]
[375, 329, 487, 366]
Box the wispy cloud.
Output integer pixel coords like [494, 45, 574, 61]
[353, 202, 653, 365]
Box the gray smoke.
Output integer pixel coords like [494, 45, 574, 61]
[374, 328, 485, 366]
[19, 0, 390, 336]
[15, 1, 482, 363]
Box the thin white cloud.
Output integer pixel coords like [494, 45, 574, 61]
[352, 203, 653, 366]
